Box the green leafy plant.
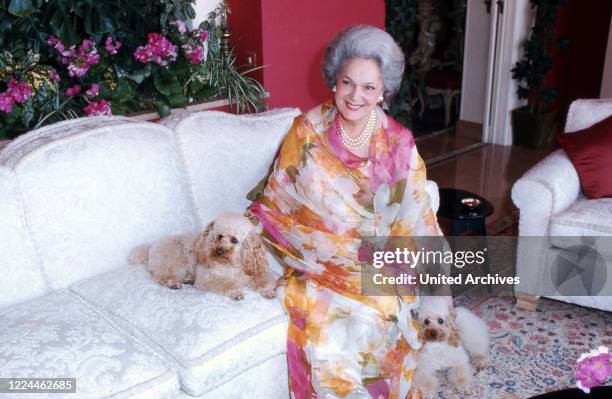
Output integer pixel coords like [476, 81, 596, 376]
[511, 0, 569, 114]
[0, 0, 268, 139]
[0, 0, 166, 50]
[385, 0, 420, 127]
[0, 51, 72, 135]
[197, 3, 267, 113]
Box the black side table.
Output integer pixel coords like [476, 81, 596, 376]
[437, 188, 495, 294]
[437, 188, 494, 236]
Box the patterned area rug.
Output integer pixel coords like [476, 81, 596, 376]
[431, 296, 612, 398]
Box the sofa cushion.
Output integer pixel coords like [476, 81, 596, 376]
[556, 115, 612, 199]
[70, 266, 288, 397]
[10, 121, 198, 289]
[169, 108, 300, 226]
[550, 197, 612, 255]
[194, 353, 288, 399]
[0, 290, 180, 398]
[0, 167, 48, 309]
[0, 116, 135, 168]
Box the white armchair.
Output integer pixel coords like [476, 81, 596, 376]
[511, 99, 612, 312]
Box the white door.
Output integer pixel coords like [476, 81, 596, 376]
[461, 0, 533, 145]
[459, 0, 491, 130]
[482, 0, 503, 143]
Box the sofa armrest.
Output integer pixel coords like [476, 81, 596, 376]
[565, 98, 612, 132]
[425, 180, 439, 214]
[511, 149, 580, 235]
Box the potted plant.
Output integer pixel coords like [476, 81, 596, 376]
[511, 0, 569, 148]
[0, 0, 266, 139]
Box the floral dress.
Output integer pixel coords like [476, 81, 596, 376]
[250, 101, 443, 399]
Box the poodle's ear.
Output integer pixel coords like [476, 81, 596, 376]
[417, 316, 428, 342]
[447, 309, 461, 347]
[194, 222, 214, 266]
[240, 231, 268, 276]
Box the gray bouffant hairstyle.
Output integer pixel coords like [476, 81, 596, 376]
[323, 25, 405, 101]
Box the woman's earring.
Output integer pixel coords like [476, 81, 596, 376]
[378, 95, 384, 103]
[332, 85, 336, 93]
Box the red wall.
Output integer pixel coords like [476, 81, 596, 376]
[548, 0, 612, 112]
[229, 0, 385, 112]
[227, 0, 264, 83]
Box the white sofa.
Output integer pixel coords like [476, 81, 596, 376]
[0, 109, 302, 399]
[511, 99, 612, 312]
[0, 109, 441, 398]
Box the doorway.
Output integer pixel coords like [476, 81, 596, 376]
[387, 0, 486, 164]
[387, 0, 467, 137]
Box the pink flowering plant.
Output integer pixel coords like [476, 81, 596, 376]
[0, 51, 64, 138]
[575, 346, 612, 393]
[0, 0, 266, 139]
[83, 100, 113, 116]
[46, 34, 136, 116]
[127, 21, 214, 113]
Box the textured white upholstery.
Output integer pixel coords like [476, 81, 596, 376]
[0, 290, 180, 398]
[11, 122, 197, 289]
[0, 116, 136, 168]
[511, 150, 581, 226]
[512, 99, 612, 312]
[551, 197, 612, 236]
[564, 98, 612, 132]
[424, 180, 440, 214]
[549, 198, 612, 257]
[163, 108, 300, 226]
[70, 267, 288, 397]
[176, 354, 289, 399]
[0, 168, 48, 309]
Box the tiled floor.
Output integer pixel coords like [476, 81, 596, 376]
[418, 130, 553, 234]
[416, 129, 484, 163]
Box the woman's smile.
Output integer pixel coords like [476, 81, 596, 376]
[345, 102, 365, 111]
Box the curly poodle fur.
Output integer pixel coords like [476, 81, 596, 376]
[192, 212, 276, 301]
[128, 229, 209, 289]
[127, 212, 275, 299]
[412, 297, 489, 398]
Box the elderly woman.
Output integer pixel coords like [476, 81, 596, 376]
[250, 25, 444, 398]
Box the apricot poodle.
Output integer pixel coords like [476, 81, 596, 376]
[193, 212, 276, 300]
[128, 212, 276, 300]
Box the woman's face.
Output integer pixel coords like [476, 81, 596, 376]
[334, 57, 384, 125]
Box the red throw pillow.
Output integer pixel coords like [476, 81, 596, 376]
[556, 115, 612, 199]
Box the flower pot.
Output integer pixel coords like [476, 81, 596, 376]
[511, 106, 559, 149]
[128, 97, 232, 121]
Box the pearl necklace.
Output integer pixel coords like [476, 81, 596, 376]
[338, 110, 377, 151]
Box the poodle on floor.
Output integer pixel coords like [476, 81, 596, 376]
[412, 296, 489, 398]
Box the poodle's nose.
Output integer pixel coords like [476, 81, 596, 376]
[429, 329, 437, 338]
[215, 248, 225, 256]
